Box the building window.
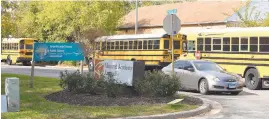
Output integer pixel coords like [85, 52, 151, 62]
[153, 40, 160, 49]
[260, 37, 269, 52]
[205, 37, 211, 51]
[213, 38, 221, 51]
[223, 37, 230, 51]
[197, 38, 203, 51]
[232, 37, 239, 51]
[250, 37, 258, 52]
[240, 37, 248, 51]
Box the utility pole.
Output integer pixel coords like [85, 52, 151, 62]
[135, 0, 138, 34]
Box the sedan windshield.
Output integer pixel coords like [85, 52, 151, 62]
[193, 61, 223, 72]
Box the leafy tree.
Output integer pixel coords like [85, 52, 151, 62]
[263, 13, 269, 26]
[1, 1, 18, 38]
[227, 0, 269, 27]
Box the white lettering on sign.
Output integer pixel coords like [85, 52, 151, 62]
[49, 45, 73, 48]
[103, 60, 134, 86]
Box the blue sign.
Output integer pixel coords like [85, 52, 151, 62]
[168, 9, 177, 15]
[33, 43, 84, 61]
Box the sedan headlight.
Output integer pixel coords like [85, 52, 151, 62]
[212, 77, 220, 81]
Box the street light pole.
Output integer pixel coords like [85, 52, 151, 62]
[135, 0, 138, 34]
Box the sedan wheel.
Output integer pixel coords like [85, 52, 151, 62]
[199, 79, 209, 95]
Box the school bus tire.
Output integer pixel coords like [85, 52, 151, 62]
[22, 62, 29, 66]
[131, 58, 136, 61]
[6, 55, 12, 65]
[245, 68, 261, 90]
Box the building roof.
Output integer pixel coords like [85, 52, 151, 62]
[119, 1, 245, 29]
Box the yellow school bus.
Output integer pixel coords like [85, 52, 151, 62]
[186, 27, 269, 90]
[94, 33, 187, 69]
[1, 38, 37, 65]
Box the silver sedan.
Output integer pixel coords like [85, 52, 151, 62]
[162, 59, 243, 95]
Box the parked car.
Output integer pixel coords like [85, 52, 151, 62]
[162, 59, 243, 95]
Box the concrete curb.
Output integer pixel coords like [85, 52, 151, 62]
[111, 95, 212, 119]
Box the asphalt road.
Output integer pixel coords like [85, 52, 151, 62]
[1, 64, 89, 78]
[1, 64, 269, 119]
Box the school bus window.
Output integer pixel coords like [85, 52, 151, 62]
[107, 42, 111, 50]
[120, 41, 124, 49]
[148, 40, 153, 49]
[143, 40, 148, 49]
[205, 37, 211, 51]
[26, 44, 33, 49]
[173, 41, 180, 49]
[115, 41, 119, 49]
[96, 42, 100, 50]
[187, 41, 195, 51]
[11, 44, 14, 50]
[259, 37, 269, 52]
[213, 38, 221, 51]
[134, 41, 137, 49]
[250, 37, 258, 52]
[164, 40, 169, 49]
[153, 40, 160, 49]
[15, 43, 18, 50]
[232, 37, 239, 51]
[128, 41, 133, 49]
[183, 41, 187, 51]
[124, 41, 128, 49]
[101, 42, 106, 50]
[111, 41, 114, 50]
[223, 37, 230, 51]
[240, 37, 248, 51]
[138, 41, 142, 49]
[197, 38, 203, 51]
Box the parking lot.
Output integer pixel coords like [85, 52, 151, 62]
[184, 88, 269, 119]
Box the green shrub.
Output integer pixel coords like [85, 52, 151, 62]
[61, 61, 77, 66]
[133, 70, 180, 97]
[59, 70, 85, 92]
[59, 71, 128, 98]
[102, 73, 128, 98]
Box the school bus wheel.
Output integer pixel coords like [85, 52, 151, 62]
[6, 55, 12, 65]
[131, 58, 136, 61]
[245, 68, 261, 90]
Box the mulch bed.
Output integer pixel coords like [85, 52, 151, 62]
[45, 90, 178, 106]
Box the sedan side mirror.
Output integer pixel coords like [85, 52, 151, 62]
[187, 67, 195, 72]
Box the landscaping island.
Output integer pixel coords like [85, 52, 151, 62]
[1, 73, 201, 119]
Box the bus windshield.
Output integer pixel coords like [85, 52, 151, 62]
[26, 44, 33, 49]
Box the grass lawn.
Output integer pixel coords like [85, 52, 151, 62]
[1, 73, 198, 119]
